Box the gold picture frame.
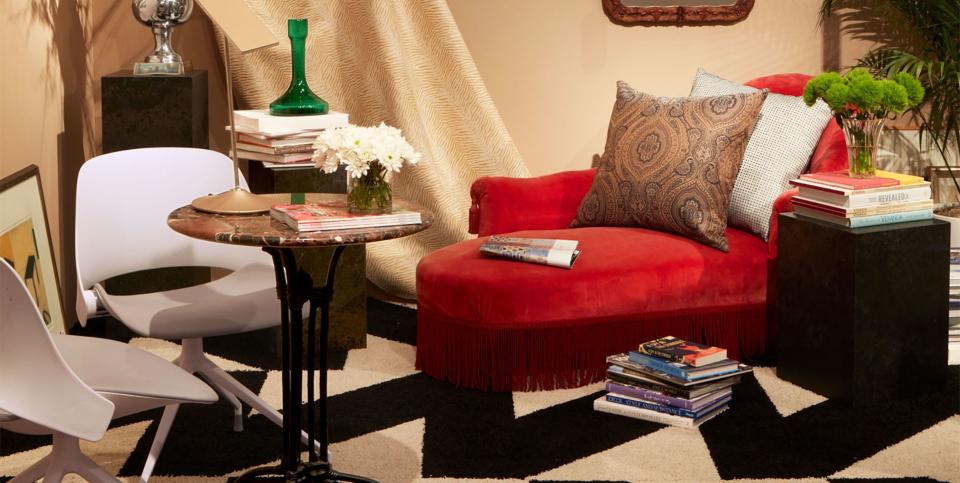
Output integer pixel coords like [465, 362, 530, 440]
[0, 165, 65, 333]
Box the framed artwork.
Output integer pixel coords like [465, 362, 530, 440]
[0, 165, 65, 333]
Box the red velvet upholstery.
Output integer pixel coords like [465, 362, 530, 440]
[417, 74, 849, 391]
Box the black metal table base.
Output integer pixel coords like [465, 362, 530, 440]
[234, 245, 378, 483]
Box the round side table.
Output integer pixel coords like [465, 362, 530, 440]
[168, 193, 433, 482]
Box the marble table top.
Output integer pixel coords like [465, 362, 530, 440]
[168, 193, 433, 248]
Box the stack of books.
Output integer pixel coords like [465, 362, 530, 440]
[270, 200, 421, 232]
[231, 109, 350, 170]
[594, 336, 752, 428]
[789, 170, 932, 228]
[478, 236, 580, 269]
[951, 248, 960, 365]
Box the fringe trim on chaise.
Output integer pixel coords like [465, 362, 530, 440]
[415, 305, 767, 392]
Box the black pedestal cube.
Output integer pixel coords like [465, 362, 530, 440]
[776, 213, 949, 405]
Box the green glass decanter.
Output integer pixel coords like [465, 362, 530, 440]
[269, 18, 328, 116]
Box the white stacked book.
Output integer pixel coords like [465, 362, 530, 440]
[230, 110, 349, 169]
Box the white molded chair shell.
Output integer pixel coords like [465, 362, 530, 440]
[0, 259, 114, 442]
[74, 148, 270, 291]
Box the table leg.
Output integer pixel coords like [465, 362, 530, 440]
[235, 245, 377, 483]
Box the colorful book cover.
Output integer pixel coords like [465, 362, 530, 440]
[627, 352, 738, 382]
[606, 368, 740, 399]
[593, 396, 729, 428]
[605, 393, 732, 419]
[486, 236, 578, 251]
[605, 381, 732, 411]
[639, 335, 727, 367]
[607, 353, 751, 388]
[800, 170, 900, 190]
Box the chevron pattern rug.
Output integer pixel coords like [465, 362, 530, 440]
[1, 299, 958, 482]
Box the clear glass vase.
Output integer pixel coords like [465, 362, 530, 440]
[842, 117, 885, 178]
[347, 161, 392, 214]
[269, 19, 328, 116]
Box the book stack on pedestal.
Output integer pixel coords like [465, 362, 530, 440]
[231, 110, 349, 170]
[594, 337, 752, 428]
[951, 248, 960, 365]
[789, 170, 932, 228]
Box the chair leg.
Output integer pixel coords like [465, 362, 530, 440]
[8, 454, 50, 483]
[140, 403, 180, 482]
[197, 370, 244, 432]
[71, 452, 119, 483]
[198, 363, 325, 457]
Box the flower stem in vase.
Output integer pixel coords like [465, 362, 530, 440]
[347, 161, 392, 214]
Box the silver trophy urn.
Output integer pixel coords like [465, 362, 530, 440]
[132, 0, 194, 75]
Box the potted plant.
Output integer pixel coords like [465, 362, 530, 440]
[820, 0, 960, 240]
[803, 68, 924, 177]
[312, 123, 421, 214]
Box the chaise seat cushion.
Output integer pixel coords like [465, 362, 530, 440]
[418, 226, 768, 327]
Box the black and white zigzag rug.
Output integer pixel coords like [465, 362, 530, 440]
[2, 299, 958, 482]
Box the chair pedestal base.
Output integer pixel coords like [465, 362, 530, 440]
[11, 433, 118, 483]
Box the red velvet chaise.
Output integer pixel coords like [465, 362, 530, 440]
[416, 74, 848, 391]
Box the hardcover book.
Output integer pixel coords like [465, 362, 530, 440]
[789, 179, 931, 207]
[793, 206, 933, 228]
[606, 368, 740, 399]
[639, 335, 727, 367]
[606, 353, 752, 387]
[800, 170, 901, 190]
[605, 381, 732, 410]
[792, 197, 933, 218]
[605, 392, 732, 419]
[233, 109, 349, 136]
[592, 396, 728, 429]
[627, 351, 739, 381]
[270, 200, 421, 232]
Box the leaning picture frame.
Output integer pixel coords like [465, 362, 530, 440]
[0, 165, 66, 333]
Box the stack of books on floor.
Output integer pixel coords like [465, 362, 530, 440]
[231, 109, 350, 170]
[951, 248, 960, 365]
[595, 336, 752, 428]
[789, 170, 932, 228]
[270, 200, 421, 232]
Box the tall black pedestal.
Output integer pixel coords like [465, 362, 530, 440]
[776, 213, 949, 405]
[101, 70, 208, 153]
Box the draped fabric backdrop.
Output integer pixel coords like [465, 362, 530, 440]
[221, 0, 529, 298]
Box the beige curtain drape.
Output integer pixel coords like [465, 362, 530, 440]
[224, 0, 529, 298]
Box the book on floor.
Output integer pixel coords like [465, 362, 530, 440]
[593, 395, 728, 429]
[605, 381, 732, 411]
[627, 351, 740, 382]
[478, 236, 580, 269]
[639, 335, 727, 367]
[606, 367, 741, 400]
[271, 201, 422, 232]
[606, 353, 752, 388]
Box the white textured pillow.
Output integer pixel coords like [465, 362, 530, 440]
[689, 68, 833, 240]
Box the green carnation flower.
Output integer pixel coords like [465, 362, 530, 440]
[878, 79, 909, 113]
[844, 67, 874, 85]
[803, 72, 843, 106]
[893, 72, 925, 107]
[848, 78, 883, 113]
[822, 82, 851, 112]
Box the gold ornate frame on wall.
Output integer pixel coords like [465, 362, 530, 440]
[602, 0, 755, 25]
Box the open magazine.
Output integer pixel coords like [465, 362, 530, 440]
[479, 236, 581, 269]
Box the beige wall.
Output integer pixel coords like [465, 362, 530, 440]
[447, 0, 869, 175]
[0, 0, 227, 328]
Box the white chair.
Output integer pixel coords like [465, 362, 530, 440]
[74, 148, 317, 481]
[0, 259, 217, 482]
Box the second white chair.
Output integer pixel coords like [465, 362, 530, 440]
[0, 258, 217, 482]
[74, 148, 317, 481]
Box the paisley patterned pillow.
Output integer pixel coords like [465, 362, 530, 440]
[571, 81, 766, 251]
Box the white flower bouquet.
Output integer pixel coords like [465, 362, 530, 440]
[312, 123, 421, 213]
